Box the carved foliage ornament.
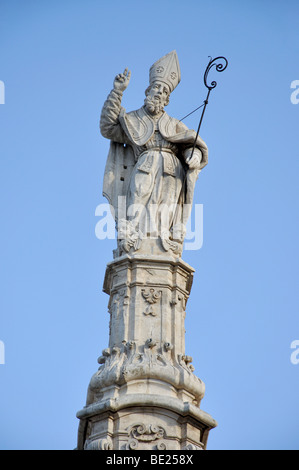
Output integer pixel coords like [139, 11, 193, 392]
[142, 288, 162, 316]
[131, 424, 165, 441]
[85, 437, 113, 450]
[126, 424, 166, 450]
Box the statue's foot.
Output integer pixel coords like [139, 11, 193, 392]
[160, 231, 181, 255]
[117, 219, 143, 254]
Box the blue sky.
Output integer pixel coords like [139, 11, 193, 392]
[0, 0, 298, 450]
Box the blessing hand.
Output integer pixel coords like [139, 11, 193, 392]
[113, 68, 131, 92]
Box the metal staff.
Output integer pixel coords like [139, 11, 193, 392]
[184, 56, 228, 163]
[177, 56, 228, 229]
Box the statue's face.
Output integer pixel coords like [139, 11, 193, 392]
[145, 81, 170, 114]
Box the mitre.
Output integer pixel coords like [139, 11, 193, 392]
[149, 50, 181, 93]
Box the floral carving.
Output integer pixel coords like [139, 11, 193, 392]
[85, 437, 113, 450]
[126, 424, 166, 449]
[142, 288, 161, 316]
[178, 353, 195, 372]
[130, 424, 165, 441]
[164, 342, 173, 352]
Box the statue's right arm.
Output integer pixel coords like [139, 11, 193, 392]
[100, 89, 130, 144]
[100, 69, 131, 144]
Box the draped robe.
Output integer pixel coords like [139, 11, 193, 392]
[100, 89, 208, 246]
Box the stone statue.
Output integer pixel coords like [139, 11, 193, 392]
[100, 50, 208, 257]
[76, 52, 219, 451]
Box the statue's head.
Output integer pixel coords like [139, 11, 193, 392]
[144, 81, 170, 114]
[144, 50, 181, 115]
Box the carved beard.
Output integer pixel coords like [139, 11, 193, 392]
[144, 96, 165, 115]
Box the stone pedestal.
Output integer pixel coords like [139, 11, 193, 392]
[76, 253, 217, 450]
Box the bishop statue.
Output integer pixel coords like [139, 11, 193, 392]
[100, 50, 208, 256]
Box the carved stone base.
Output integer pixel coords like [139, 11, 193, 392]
[76, 253, 217, 450]
[77, 398, 216, 450]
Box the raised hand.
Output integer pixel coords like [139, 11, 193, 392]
[113, 68, 131, 92]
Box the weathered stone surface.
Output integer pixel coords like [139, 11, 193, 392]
[77, 400, 217, 451]
[100, 50, 208, 258]
[76, 51, 216, 450]
[76, 253, 217, 450]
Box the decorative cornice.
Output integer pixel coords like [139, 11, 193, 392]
[77, 393, 217, 430]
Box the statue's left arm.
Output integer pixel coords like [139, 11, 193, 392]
[174, 120, 208, 171]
